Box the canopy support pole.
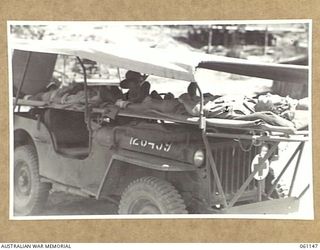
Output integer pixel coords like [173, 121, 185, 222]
[266, 142, 304, 198]
[195, 82, 206, 130]
[77, 56, 93, 151]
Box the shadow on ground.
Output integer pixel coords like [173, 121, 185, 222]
[40, 192, 118, 216]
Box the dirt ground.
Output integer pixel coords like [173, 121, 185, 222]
[42, 192, 118, 216]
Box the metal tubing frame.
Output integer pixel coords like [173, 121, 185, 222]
[202, 130, 281, 209]
[206, 131, 309, 142]
[76, 57, 89, 123]
[227, 142, 279, 208]
[266, 142, 305, 198]
[288, 142, 305, 196]
[202, 133, 228, 208]
[257, 181, 263, 202]
[195, 81, 308, 209]
[298, 184, 310, 199]
[195, 82, 205, 130]
[76, 56, 93, 151]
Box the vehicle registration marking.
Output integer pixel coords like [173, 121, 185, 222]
[129, 137, 172, 152]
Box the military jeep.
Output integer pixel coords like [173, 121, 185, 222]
[11, 40, 310, 215]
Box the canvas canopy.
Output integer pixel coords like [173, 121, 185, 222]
[11, 39, 308, 84]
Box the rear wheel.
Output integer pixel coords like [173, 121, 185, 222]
[118, 176, 187, 214]
[14, 145, 51, 215]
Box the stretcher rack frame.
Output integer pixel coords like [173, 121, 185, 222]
[203, 131, 309, 211]
[13, 97, 310, 212]
[192, 80, 310, 212]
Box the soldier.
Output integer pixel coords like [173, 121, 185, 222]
[120, 71, 150, 103]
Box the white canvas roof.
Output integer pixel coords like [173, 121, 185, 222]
[11, 39, 308, 83]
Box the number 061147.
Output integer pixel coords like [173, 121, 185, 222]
[300, 244, 319, 248]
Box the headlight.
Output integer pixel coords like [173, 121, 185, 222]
[193, 149, 205, 167]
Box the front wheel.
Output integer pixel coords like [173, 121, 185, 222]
[118, 176, 187, 214]
[14, 145, 51, 215]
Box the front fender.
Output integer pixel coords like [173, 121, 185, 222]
[14, 114, 56, 176]
[14, 114, 53, 146]
[96, 149, 197, 199]
[115, 149, 197, 172]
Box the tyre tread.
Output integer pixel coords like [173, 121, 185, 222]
[14, 145, 50, 215]
[119, 176, 187, 214]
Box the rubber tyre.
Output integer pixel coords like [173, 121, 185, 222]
[118, 176, 188, 214]
[14, 145, 51, 215]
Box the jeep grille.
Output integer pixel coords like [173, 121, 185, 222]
[210, 140, 259, 203]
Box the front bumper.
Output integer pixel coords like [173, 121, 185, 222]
[221, 197, 300, 214]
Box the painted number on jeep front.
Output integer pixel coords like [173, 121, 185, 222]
[129, 137, 172, 152]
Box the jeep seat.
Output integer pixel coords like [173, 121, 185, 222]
[43, 108, 89, 158]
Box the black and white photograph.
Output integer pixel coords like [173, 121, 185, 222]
[8, 20, 313, 219]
